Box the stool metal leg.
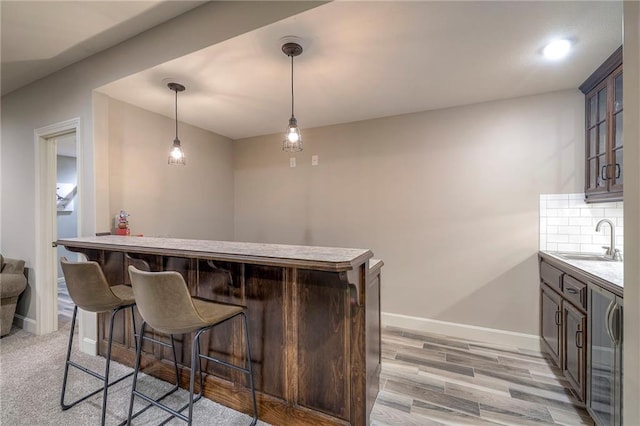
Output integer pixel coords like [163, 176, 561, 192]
[100, 306, 118, 425]
[130, 305, 138, 352]
[190, 314, 258, 424]
[61, 304, 135, 426]
[125, 324, 187, 426]
[60, 305, 79, 409]
[188, 332, 199, 426]
[187, 330, 207, 425]
[127, 314, 256, 425]
[242, 312, 258, 426]
[126, 321, 146, 425]
[170, 335, 181, 388]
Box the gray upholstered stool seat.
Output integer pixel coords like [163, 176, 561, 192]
[109, 285, 135, 304]
[59, 257, 138, 426]
[192, 299, 244, 328]
[127, 266, 257, 425]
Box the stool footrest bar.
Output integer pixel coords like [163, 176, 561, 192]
[199, 354, 251, 374]
[139, 334, 175, 349]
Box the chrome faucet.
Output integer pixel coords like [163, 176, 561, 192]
[595, 219, 622, 261]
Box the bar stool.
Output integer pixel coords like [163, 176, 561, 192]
[59, 257, 138, 426]
[126, 266, 258, 425]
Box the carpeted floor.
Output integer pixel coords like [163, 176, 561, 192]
[0, 319, 269, 425]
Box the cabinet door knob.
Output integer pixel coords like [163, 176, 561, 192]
[615, 163, 621, 179]
[567, 287, 578, 294]
[555, 309, 562, 326]
[601, 164, 610, 181]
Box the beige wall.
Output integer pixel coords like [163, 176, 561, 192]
[105, 97, 234, 240]
[234, 90, 584, 335]
[623, 1, 640, 422]
[1, 1, 322, 322]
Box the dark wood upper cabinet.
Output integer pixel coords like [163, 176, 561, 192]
[580, 46, 623, 203]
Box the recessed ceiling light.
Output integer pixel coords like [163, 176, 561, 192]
[543, 39, 571, 60]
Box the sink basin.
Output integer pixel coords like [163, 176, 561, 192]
[554, 253, 614, 262]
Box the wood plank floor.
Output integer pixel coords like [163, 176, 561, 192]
[371, 326, 594, 426]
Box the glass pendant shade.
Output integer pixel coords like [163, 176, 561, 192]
[168, 138, 185, 165]
[282, 116, 303, 152]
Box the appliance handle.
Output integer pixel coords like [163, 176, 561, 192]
[612, 304, 622, 344]
[606, 300, 616, 342]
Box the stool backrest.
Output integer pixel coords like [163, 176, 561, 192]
[60, 257, 123, 312]
[125, 253, 151, 272]
[128, 266, 203, 335]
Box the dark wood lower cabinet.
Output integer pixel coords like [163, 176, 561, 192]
[564, 301, 587, 401]
[540, 284, 562, 367]
[63, 240, 382, 426]
[539, 258, 587, 403]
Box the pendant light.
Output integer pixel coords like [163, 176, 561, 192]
[167, 82, 186, 165]
[282, 41, 303, 152]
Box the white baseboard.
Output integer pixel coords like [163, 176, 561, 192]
[80, 337, 97, 356]
[382, 312, 542, 352]
[13, 314, 37, 334]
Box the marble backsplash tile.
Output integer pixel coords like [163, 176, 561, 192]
[540, 193, 623, 254]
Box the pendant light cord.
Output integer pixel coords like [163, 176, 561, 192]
[174, 88, 179, 140]
[290, 54, 295, 118]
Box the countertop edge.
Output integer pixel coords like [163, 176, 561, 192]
[369, 258, 384, 275]
[57, 238, 373, 273]
[539, 251, 623, 297]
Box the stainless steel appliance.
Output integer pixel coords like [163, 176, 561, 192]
[588, 283, 623, 425]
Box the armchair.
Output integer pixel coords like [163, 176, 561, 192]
[0, 254, 28, 337]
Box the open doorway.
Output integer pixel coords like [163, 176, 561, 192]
[34, 117, 81, 337]
[55, 132, 78, 320]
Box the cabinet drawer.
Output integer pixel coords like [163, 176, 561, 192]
[541, 261, 563, 292]
[563, 275, 587, 310]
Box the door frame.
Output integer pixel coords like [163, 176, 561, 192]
[34, 118, 82, 336]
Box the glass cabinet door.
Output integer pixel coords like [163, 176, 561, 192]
[585, 84, 608, 195]
[610, 70, 623, 192]
[580, 46, 623, 202]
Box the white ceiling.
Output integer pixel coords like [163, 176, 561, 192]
[1, 0, 205, 95]
[2, 1, 623, 141]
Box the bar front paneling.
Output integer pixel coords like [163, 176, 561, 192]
[59, 236, 381, 426]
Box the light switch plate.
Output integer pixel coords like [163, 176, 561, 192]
[312, 155, 319, 166]
[290, 157, 296, 167]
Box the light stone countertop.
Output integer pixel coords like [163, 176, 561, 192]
[542, 251, 623, 290]
[369, 258, 384, 273]
[57, 235, 373, 272]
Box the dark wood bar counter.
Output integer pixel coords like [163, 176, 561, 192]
[57, 236, 382, 425]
